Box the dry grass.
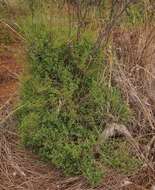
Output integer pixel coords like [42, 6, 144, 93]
[112, 25, 155, 162]
[0, 127, 62, 190]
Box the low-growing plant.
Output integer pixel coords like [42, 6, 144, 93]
[101, 140, 142, 174]
[16, 19, 137, 185]
[122, 1, 154, 27]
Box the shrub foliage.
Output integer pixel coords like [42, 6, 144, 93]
[17, 22, 133, 185]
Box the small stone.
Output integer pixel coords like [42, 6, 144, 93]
[13, 172, 17, 176]
[121, 178, 132, 187]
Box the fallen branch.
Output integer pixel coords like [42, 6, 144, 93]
[97, 123, 138, 146]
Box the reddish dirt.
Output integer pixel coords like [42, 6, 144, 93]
[0, 44, 22, 106]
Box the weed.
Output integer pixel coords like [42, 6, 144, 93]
[16, 18, 135, 186]
[101, 140, 142, 174]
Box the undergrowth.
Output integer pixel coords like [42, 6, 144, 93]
[101, 140, 142, 174]
[16, 5, 142, 186]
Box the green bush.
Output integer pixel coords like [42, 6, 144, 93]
[123, 2, 154, 26]
[17, 22, 133, 185]
[101, 140, 142, 174]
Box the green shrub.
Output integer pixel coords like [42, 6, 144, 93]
[123, 2, 154, 27]
[101, 140, 142, 174]
[17, 21, 133, 185]
[126, 3, 145, 25]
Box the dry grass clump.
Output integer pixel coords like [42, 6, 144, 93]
[112, 25, 155, 161]
[0, 127, 62, 190]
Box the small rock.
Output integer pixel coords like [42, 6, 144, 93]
[121, 178, 133, 187]
[13, 172, 17, 176]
